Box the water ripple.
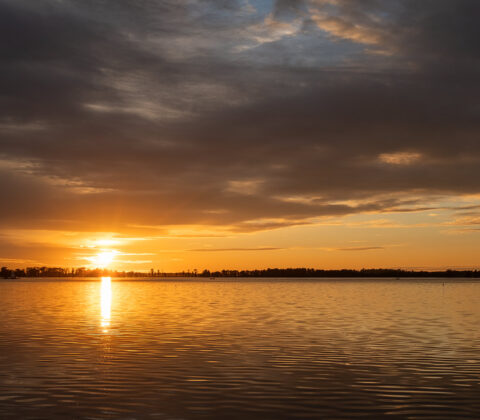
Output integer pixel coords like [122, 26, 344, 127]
[0, 278, 479, 419]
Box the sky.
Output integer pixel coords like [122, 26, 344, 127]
[1, 0, 480, 271]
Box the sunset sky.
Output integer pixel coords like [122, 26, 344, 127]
[1, 0, 480, 271]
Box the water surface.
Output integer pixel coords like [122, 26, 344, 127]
[1, 278, 479, 419]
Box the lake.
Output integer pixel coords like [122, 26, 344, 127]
[0, 278, 479, 419]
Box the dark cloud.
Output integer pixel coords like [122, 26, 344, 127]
[1, 0, 479, 232]
[273, 0, 306, 18]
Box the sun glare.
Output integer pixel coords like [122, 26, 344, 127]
[92, 250, 118, 268]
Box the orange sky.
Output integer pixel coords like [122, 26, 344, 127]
[2, 194, 480, 271]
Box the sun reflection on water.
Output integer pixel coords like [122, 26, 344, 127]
[100, 276, 112, 332]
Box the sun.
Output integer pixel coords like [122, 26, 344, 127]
[93, 250, 118, 268]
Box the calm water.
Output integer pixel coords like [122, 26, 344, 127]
[0, 278, 479, 419]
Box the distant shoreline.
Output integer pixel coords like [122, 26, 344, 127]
[2, 266, 480, 279]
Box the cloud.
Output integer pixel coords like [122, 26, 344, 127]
[379, 152, 422, 166]
[446, 215, 480, 226]
[1, 0, 479, 236]
[189, 247, 283, 252]
[335, 246, 385, 252]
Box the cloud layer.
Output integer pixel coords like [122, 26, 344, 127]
[1, 0, 480, 235]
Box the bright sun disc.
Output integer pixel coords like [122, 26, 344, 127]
[94, 250, 117, 268]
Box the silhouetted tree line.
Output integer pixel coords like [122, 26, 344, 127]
[198, 268, 480, 278]
[2, 266, 480, 279]
[1, 266, 162, 278]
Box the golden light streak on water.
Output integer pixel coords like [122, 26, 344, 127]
[100, 276, 112, 332]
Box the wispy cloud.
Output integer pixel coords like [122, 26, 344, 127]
[189, 247, 283, 252]
[335, 246, 385, 252]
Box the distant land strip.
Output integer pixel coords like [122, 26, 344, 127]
[2, 267, 480, 278]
